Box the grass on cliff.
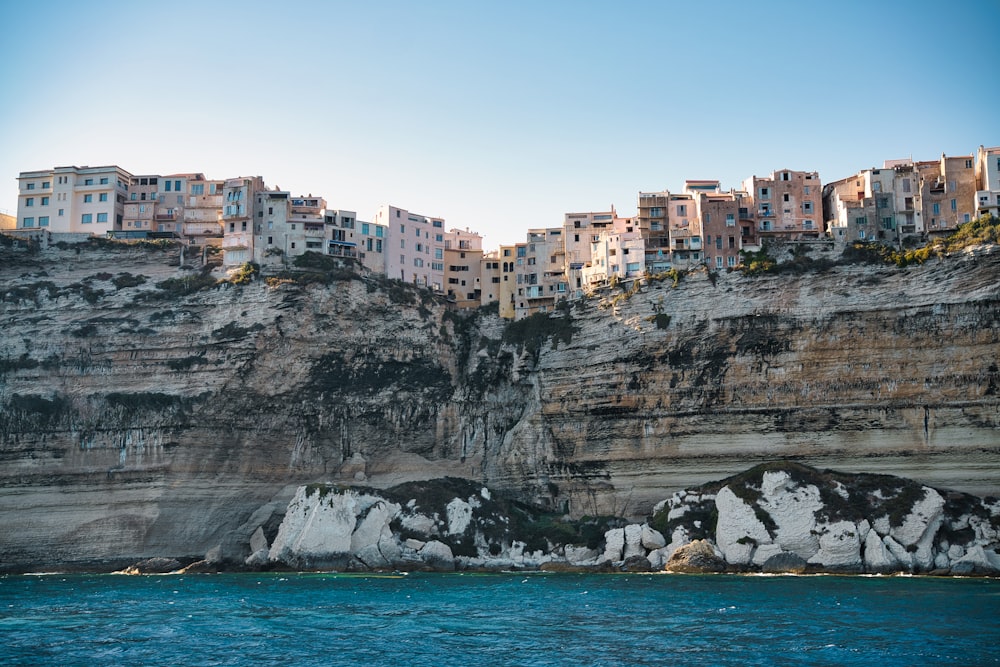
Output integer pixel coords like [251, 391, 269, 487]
[502, 308, 577, 356]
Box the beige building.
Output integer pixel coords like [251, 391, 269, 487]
[495, 243, 525, 319]
[17, 165, 130, 235]
[355, 218, 387, 274]
[0, 211, 15, 230]
[221, 176, 266, 266]
[916, 155, 978, 236]
[374, 205, 448, 290]
[695, 185, 746, 270]
[480, 252, 502, 307]
[512, 227, 569, 319]
[443, 228, 483, 308]
[182, 175, 224, 240]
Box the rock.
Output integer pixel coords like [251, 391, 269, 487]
[123, 557, 181, 574]
[950, 544, 1000, 575]
[646, 547, 672, 570]
[623, 524, 644, 559]
[751, 543, 784, 567]
[890, 487, 944, 548]
[862, 529, 898, 573]
[664, 539, 727, 573]
[758, 473, 822, 558]
[249, 527, 268, 555]
[446, 498, 473, 535]
[419, 540, 456, 571]
[714, 486, 771, 565]
[179, 559, 216, 574]
[641, 524, 666, 550]
[883, 535, 913, 570]
[565, 545, 600, 565]
[204, 544, 223, 565]
[761, 551, 808, 574]
[245, 548, 269, 568]
[807, 521, 861, 571]
[399, 512, 438, 537]
[620, 555, 653, 572]
[603, 528, 625, 562]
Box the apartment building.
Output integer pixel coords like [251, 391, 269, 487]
[0, 211, 15, 230]
[17, 165, 130, 234]
[355, 218, 387, 274]
[511, 227, 570, 319]
[823, 162, 924, 246]
[916, 154, 978, 236]
[480, 252, 502, 307]
[495, 243, 526, 319]
[666, 192, 701, 267]
[123, 174, 159, 234]
[221, 176, 266, 266]
[742, 169, 821, 241]
[636, 191, 671, 272]
[374, 205, 448, 290]
[563, 210, 617, 296]
[182, 175, 224, 240]
[975, 146, 1000, 220]
[697, 188, 744, 270]
[443, 229, 483, 308]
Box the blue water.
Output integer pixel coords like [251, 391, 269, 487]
[1, 572, 997, 666]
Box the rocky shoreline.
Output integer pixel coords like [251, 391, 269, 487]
[92, 463, 997, 578]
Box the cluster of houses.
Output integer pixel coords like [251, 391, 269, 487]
[9, 145, 1000, 320]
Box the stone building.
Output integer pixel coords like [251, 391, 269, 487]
[742, 169, 822, 241]
[975, 145, 1000, 220]
[917, 154, 978, 236]
[221, 176, 266, 266]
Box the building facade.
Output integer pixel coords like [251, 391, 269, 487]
[17, 165, 130, 235]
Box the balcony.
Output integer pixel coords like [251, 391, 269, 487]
[757, 209, 774, 217]
[155, 212, 176, 221]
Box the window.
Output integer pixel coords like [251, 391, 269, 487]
[726, 214, 735, 226]
[25, 197, 34, 207]
[965, 159, 973, 169]
[97, 213, 107, 223]
[131, 193, 137, 201]
[902, 179, 911, 193]
[932, 203, 940, 215]
[649, 207, 662, 217]
[704, 213, 711, 224]
[81, 213, 93, 224]
[781, 172, 790, 181]
[676, 204, 687, 216]
[715, 237, 723, 250]
[759, 187, 769, 200]
[434, 248, 443, 259]
[716, 256, 723, 268]
[290, 242, 296, 249]
[728, 256, 736, 267]
[803, 220, 813, 229]
[42, 181, 50, 189]
[804, 186, 810, 195]
[174, 180, 181, 191]
[414, 258, 424, 268]
[99, 193, 108, 202]
[100, 177, 109, 185]
[400, 239, 405, 249]
[361, 223, 369, 235]
[191, 184, 204, 195]
[39, 216, 49, 227]
[26, 183, 35, 190]
[950, 199, 957, 211]
[84, 178, 93, 185]
[729, 236, 736, 249]
[882, 217, 893, 230]
[783, 193, 790, 202]
[139, 205, 146, 213]
[165, 181, 171, 192]
[41, 196, 49, 205]
[23, 217, 34, 227]
[57, 209, 64, 216]
[84, 194, 92, 203]
[432, 220, 443, 228]
[803, 201, 813, 213]
[376, 227, 384, 238]
[964, 213, 971, 223]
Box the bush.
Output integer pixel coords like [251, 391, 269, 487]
[227, 262, 259, 285]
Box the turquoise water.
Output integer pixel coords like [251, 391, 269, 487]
[1, 572, 997, 666]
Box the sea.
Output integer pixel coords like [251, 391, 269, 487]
[1, 572, 997, 666]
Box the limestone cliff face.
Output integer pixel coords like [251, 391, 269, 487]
[0, 236, 998, 570]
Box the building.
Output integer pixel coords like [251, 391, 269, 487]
[513, 227, 570, 319]
[17, 165, 131, 235]
[495, 242, 525, 319]
[374, 205, 448, 291]
[666, 192, 701, 267]
[916, 154, 978, 236]
[974, 146, 1000, 220]
[480, 252, 502, 307]
[221, 176, 266, 266]
[182, 175, 225, 240]
[0, 211, 15, 230]
[355, 218, 387, 274]
[636, 191, 671, 272]
[696, 186, 745, 270]
[443, 229, 483, 308]
[742, 169, 822, 241]
[563, 209, 617, 296]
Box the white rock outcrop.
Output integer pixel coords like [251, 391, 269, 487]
[714, 486, 771, 565]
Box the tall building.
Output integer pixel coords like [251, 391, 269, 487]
[374, 205, 448, 290]
[221, 176, 266, 266]
[742, 169, 822, 241]
[17, 165, 130, 234]
[182, 175, 224, 240]
[917, 154, 979, 235]
[636, 191, 671, 272]
[443, 228, 483, 308]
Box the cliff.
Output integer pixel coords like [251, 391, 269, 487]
[1, 234, 998, 570]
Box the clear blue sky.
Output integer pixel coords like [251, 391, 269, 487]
[2, 0, 997, 248]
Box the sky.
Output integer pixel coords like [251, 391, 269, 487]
[1, 0, 997, 249]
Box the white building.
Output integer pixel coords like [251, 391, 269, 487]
[17, 165, 131, 235]
[975, 145, 1000, 220]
